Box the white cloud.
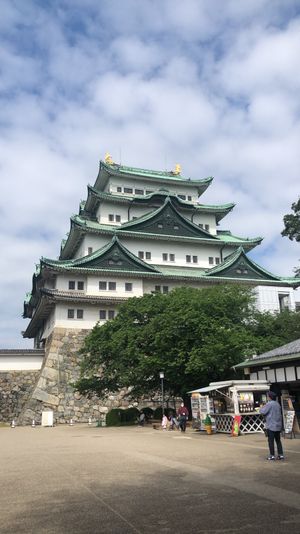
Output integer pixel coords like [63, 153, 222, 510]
[1, 0, 300, 347]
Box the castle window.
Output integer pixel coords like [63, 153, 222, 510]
[145, 251, 151, 260]
[199, 223, 203, 228]
[178, 195, 186, 200]
[209, 257, 214, 265]
[192, 256, 198, 263]
[67, 309, 74, 318]
[108, 214, 114, 222]
[99, 310, 106, 320]
[138, 251, 144, 259]
[163, 253, 175, 262]
[163, 286, 169, 294]
[174, 225, 179, 230]
[205, 224, 210, 231]
[117, 187, 122, 193]
[108, 310, 115, 320]
[135, 189, 144, 195]
[186, 255, 191, 263]
[109, 282, 116, 290]
[155, 285, 161, 292]
[124, 187, 133, 194]
[125, 283, 132, 292]
[157, 223, 163, 229]
[88, 247, 93, 255]
[187, 196, 192, 201]
[99, 281, 107, 290]
[115, 214, 121, 222]
[146, 190, 153, 195]
[77, 309, 84, 319]
[68, 281, 75, 290]
[215, 257, 220, 265]
[77, 281, 84, 290]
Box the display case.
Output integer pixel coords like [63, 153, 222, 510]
[189, 380, 270, 434]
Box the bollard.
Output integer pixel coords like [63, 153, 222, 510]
[69, 418, 74, 426]
[31, 419, 36, 428]
[88, 417, 92, 426]
[11, 419, 16, 428]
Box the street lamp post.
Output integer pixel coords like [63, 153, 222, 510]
[159, 371, 164, 416]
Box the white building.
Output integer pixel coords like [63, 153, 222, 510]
[23, 157, 299, 346]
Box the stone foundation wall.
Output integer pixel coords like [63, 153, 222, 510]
[18, 328, 135, 425]
[0, 370, 39, 422]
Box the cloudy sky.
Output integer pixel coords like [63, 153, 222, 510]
[1, 0, 300, 348]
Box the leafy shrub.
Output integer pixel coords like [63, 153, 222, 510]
[153, 406, 163, 420]
[121, 407, 140, 423]
[106, 408, 123, 426]
[141, 407, 154, 419]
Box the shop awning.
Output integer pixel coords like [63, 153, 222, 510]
[188, 384, 229, 394]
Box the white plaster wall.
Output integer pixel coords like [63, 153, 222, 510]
[108, 178, 199, 200]
[74, 235, 109, 259]
[0, 356, 43, 371]
[41, 309, 56, 339]
[142, 279, 206, 294]
[188, 213, 216, 234]
[96, 202, 129, 224]
[56, 274, 87, 291]
[87, 275, 143, 297]
[254, 286, 296, 313]
[121, 237, 221, 268]
[54, 303, 118, 329]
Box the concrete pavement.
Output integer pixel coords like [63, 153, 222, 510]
[0, 424, 300, 533]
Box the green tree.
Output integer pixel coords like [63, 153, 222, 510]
[75, 285, 261, 400]
[247, 309, 300, 354]
[282, 198, 300, 275]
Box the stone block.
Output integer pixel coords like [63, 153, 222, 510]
[41, 367, 59, 381]
[32, 388, 59, 406]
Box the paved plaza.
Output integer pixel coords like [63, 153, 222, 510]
[1, 424, 300, 533]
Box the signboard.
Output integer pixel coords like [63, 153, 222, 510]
[41, 411, 54, 427]
[231, 415, 241, 437]
[191, 395, 200, 419]
[284, 411, 295, 434]
[281, 397, 295, 435]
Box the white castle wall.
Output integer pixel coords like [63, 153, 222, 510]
[254, 286, 296, 313]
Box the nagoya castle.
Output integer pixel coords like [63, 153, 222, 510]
[20, 154, 298, 423]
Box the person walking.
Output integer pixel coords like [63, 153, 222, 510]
[177, 403, 189, 432]
[260, 391, 284, 461]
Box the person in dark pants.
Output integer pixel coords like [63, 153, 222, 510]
[177, 403, 189, 432]
[260, 391, 284, 460]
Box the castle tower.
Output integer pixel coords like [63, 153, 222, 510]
[21, 158, 298, 423]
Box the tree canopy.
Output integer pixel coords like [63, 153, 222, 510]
[75, 285, 300, 401]
[282, 198, 300, 275]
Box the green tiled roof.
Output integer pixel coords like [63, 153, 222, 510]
[83, 185, 235, 222]
[59, 213, 264, 260]
[94, 161, 213, 195]
[216, 230, 263, 245]
[205, 247, 281, 281]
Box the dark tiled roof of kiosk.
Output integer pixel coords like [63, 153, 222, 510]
[235, 338, 300, 368]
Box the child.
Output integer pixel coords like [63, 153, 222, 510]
[161, 414, 168, 430]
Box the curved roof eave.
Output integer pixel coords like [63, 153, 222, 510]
[94, 160, 213, 194]
[84, 185, 235, 222]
